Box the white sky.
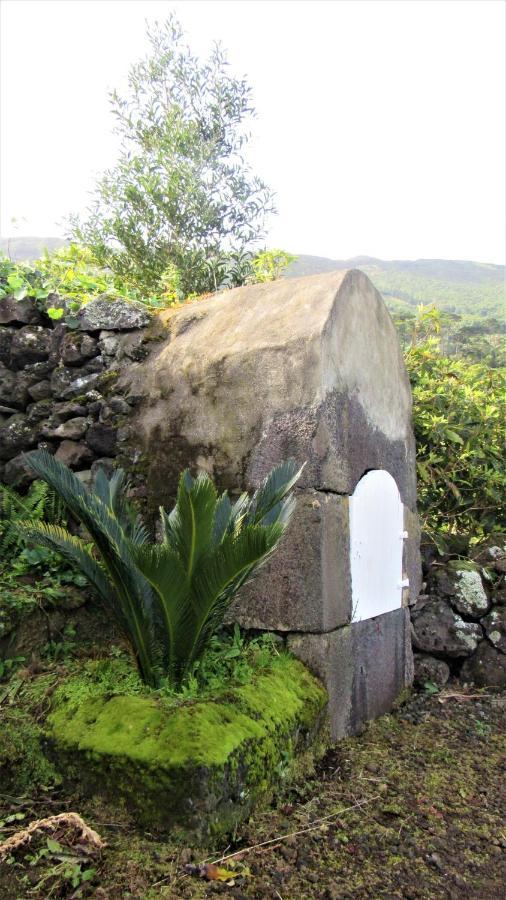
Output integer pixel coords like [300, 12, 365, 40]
[1, 0, 505, 263]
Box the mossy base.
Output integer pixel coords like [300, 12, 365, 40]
[46, 656, 327, 842]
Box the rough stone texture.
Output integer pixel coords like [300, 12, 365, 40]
[120, 270, 420, 627]
[411, 600, 483, 658]
[481, 608, 506, 652]
[52, 417, 89, 440]
[449, 567, 490, 618]
[288, 608, 413, 740]
[121, 271, 416, 503]
[10, 326, 52, 368]
[2, 453, 38, 489]
[0, 295, 42, 325]
[0, 414, 38, 460]
[54, 439, 93, 469]
[413, 654, 450, 688]
[77, 296, 151, 331]
[460, 640, 506, 687]
[86, 422, 117, 455]
[227, 492, 351, 632]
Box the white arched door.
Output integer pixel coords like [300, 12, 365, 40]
[350, 470, 407, 622]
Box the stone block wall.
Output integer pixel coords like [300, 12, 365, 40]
[0, 295, 156, 489]
[412, 545, 506, 689]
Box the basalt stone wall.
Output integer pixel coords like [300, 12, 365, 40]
[412, 540, 506, 689]
[0, 294, 161, 490]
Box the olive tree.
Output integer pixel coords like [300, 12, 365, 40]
[69, 15, 275, 298]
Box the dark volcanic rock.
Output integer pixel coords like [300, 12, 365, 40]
[86, 422, 117, 455]
[0, 414, 38, 460]
[481, 608, 506, 653]
[77, 296, 151, 331]
[0, 295, 42, 325]
[10, 325, 52, 368]
[411, 599, 483, 658]
[61, 332, 99, 366]
[27, 379, 53, 401]
[413, 654, 450, 688]
[2, 452, 37, 489]
[52, 417, 88, 440]
[460, 641, 506, 687]
[0, 365, 29, 409]
[54, 440, 94, 469]
[0, 327, 14, 364]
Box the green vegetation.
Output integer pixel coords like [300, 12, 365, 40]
[68, 14, 275, 298]
[46, 652, 326, 836]
[405, 307, 505, 543]
[18, 452, 301, 688]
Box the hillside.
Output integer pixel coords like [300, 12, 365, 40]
[0, 235, 65, 261]
[286, 255, 506, 321]
[1, 239, 504, 322]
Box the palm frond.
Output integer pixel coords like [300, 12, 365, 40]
[248, 459, 305, 525]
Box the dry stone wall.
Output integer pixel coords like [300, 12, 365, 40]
[0, 294, 158, 489]
[412, 542, 506, 688]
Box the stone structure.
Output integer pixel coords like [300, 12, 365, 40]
[0, 294, 157, 490]
[119, 270, 422, 738]
[413, 549, 506, 689]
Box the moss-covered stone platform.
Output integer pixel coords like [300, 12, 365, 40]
[46, 655, 327, 842]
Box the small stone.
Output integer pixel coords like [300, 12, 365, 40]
[412, 599, 483, 657]
[98, 331, 121, 356]
[2, 453, 37, 488]
[413, 654, 450, 688]
[0, 365, 29, 409]
[52, 417, 89, 440]
[54, 439, 94, 469]
[450, 568, 490, 618]
[0, 413, 38, 460]
[60, 371, 102, 400]
[86, 422, 117, 455]
[77, 296, 151, 331]
[10, 325, 52, 367]
[0, 326, 14, 364]
[26, 399, 54, 423]
[0, 295, 42, 325]
[108, 396, 130, 415]
[481, 608, 506, 652]
[460, 641, 506, 687]
[61, 332, 99, 366]
[27, 379, 52, 401]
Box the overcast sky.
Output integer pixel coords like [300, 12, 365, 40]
[1, 0, 505, 263]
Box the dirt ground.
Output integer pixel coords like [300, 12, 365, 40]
[1, 685, 505, 900]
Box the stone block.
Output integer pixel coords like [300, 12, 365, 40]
[227, 491, 352, 633]
[287, 608, 413, 740]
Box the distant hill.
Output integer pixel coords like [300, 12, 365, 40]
[286, 256, 505, 321]
[0, 236, 65, 261]
[1, 239, 504, 322]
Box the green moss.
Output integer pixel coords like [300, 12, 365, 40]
[0, 708, 59, 790]
[49, 656, 324, 770]
[46, 654, 327, 840]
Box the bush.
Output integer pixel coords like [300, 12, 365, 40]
[19, 452, 302, 688]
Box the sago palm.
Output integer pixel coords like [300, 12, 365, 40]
[19, 450, 302, 688]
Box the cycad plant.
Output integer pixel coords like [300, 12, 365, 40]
[19, 451, 302, 688]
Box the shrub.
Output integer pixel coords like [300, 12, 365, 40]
[18, 452, 301, 687]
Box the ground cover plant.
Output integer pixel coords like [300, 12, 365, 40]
[17, 452, 302, 688]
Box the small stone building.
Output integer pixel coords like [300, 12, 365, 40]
[121, 269, 421, 739]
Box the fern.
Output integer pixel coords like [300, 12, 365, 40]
[0, 480, 66, 556]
